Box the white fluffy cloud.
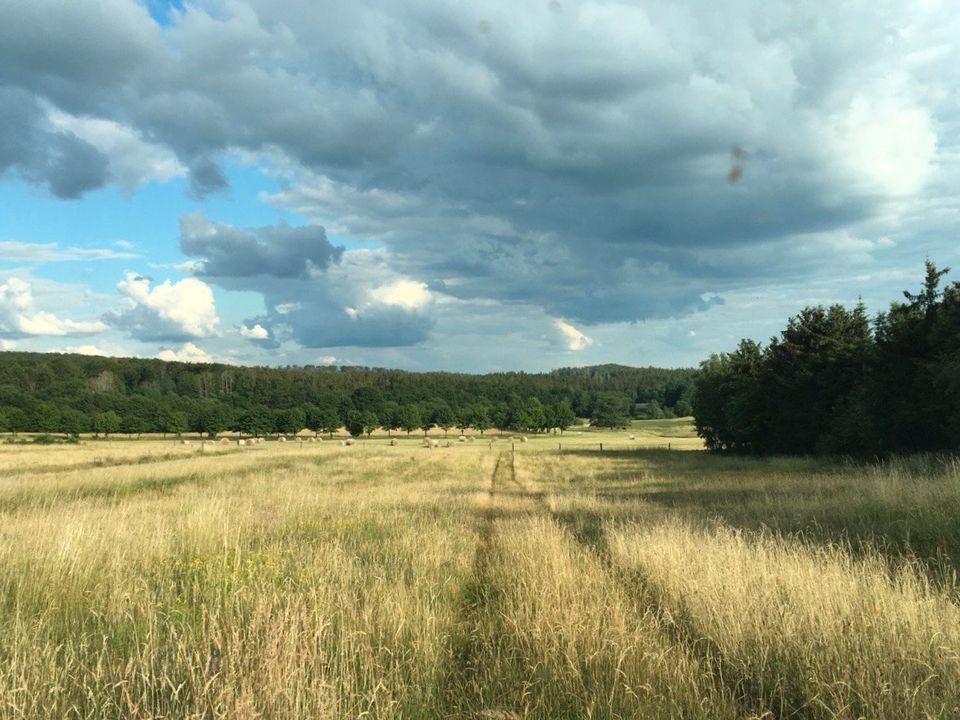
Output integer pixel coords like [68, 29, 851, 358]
[239, 323, 269, 339]
[108, 272, 220, 341]
[0, 277, 107, 337]
[367, 279, 432, 311]
[156, 342, 213, 364]
[553, 319, 594, 351]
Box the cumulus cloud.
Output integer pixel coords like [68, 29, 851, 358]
[178, 214, 434, 347]
[0, 277, 107, 337]
[179, 211, 344, 278]
[156, 342, 213, 364]
[107, 272, 219, 341]
[239, 323, 269, 340]
[553, 319, 593, 351]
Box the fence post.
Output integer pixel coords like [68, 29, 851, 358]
[600, 442, 603, 452]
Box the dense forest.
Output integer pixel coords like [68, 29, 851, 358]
[693, 261, 960, 455]
[0, 353, 695, 437]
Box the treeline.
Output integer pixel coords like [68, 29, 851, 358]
[0, 354, 694, 437]
[693, 261, 960, 455]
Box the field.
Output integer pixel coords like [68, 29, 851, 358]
[1, 421, 959, 719]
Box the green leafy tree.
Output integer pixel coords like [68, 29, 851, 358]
[590, 392, 630, 429]
[361, 410, 379, 438]
[548, 399, 576, 434]
[59, 408, 91, 436]
[432, 402, 456, 436]
[397, 404, 421, 435]
[4, 406, 29, 436]
[525, 397, 547, 432]
[238, 405, 274, 437]
[317, 406, 342, 438]
[472, 405, 491, 435]
[276, 407, 306, 436]
[122, 412, 150, 438]
[381, 401, 400, 435]
[93, 410, 121, 437]
[345, 409, 366, 438]
[191, 400, 229, 438]
[456, 406, 472, 435]
[33, 402, 60, 433]
[492, 402, 511, 435]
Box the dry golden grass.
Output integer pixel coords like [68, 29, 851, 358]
[1, 433, 958, 719]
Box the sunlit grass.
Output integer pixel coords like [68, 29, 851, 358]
[1, 431, 959, 718]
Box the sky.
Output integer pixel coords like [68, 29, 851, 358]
[0, 0, 957, 372]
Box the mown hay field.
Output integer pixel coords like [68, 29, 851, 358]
[1, 423, 959, 719]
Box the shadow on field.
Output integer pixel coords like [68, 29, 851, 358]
[541, 449, 960, 573]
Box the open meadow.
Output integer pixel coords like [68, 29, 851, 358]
[1, 421, 959, 719]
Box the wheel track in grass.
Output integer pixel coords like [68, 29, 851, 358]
[443, 450, 550, 717]
[510, 451, 787, 720]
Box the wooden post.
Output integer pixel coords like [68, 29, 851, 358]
[599, 442, 603, 452]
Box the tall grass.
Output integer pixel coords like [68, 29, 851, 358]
[2, 437, 959, 718]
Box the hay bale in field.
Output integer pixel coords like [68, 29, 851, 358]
[245, 438, 256, 446]
[423, 438, 439, 449]
[219, 437, 230, 445]
[629, 434, 636, 440]
[520, 436, 528, 443]
[237, 439, 245, 446]
[458, 435, 466, 442]
[345, 438, 355, 446]
[181, 439, 190, 445]
[278, 436, 287, 442]
[389, 438, 399, 446]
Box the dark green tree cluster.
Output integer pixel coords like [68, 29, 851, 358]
[0, 351, 694, 437]
[693, 261, 960, 455]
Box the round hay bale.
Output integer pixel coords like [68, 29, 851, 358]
[278, 436, 287, 443]
[629, 434, 636, 440]
[458, 435, 466, 442]
[345, 438, 355, 446]
[389, 438, 399, 446]
[520, 436, 528, 443]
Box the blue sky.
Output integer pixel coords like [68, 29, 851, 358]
[1, 0, 958, 370]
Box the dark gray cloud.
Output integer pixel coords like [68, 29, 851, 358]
[0, 87, 110, 198]
[179, 211, 344, 279]
[187, 156, 229, 197]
